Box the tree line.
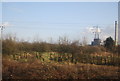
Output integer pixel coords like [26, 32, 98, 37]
[2, 35, 120, 65]
[2, 35, 119, 55]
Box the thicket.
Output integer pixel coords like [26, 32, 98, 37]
[2, 36, 106, 55]
[2, 35, 120, 65]
[3, 35, 119, 55]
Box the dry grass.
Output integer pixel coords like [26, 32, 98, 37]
[91, 52, 118, 57]
[2, 57, 120, 80]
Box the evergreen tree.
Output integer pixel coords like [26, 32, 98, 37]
[104, 37, 115, 51]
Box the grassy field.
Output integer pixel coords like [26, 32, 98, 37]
[2, 52, 120, 80]
[6, 52, 120, 66]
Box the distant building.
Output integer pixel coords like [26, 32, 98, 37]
[91, 39, 101, 46]
[91, 26, 101, 46]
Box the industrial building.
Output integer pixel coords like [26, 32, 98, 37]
[91, 20, 119, 46]
[91, 26, 101, 46]
[91, 39, 101, 46]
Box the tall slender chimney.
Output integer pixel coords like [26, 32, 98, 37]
[118, 1, 120, 45]
[115, 21, 118, 46]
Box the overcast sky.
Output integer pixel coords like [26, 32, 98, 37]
[2, 2, 118, 44]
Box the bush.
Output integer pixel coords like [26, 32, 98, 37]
[82, 46, 103, 54]
[104, 37, 115, 52]
[2, 38, 18, 55]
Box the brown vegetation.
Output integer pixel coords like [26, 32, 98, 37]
[2, 58, 120, 79]
[2, 35, 120, 80]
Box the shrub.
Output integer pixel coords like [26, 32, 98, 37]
[82, 46, 102, 54]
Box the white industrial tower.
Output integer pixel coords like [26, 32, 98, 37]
[115, 21, 118, 46]
[118, 1, 120, 45]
